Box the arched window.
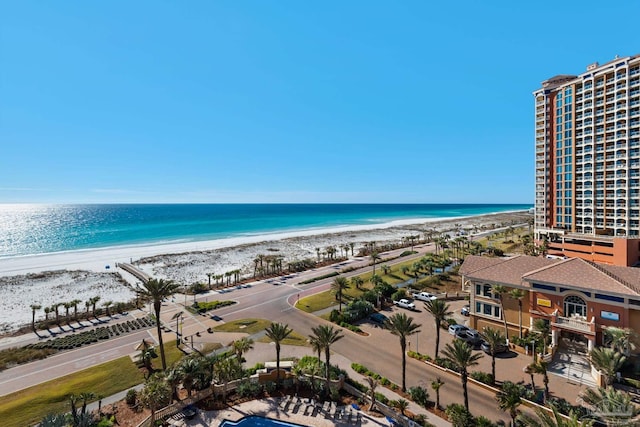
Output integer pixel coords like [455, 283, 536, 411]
[564, 295, 587, 319]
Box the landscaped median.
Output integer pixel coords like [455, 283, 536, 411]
[0, 342, 184, 427]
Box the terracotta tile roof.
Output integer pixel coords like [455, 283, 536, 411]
[459, 255, 505, 276]
[523, 258, 640, 297]
[463, 255, 559, 286]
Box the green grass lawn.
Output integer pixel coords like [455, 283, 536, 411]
[297, 257, 422, 313]
[257, 330, 309, 347]
[213, 318, 272, 335]
[1, 340, 184, 427]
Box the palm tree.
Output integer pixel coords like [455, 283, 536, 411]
[365, 376, 378, 411]
[137, 339, 158, 376]
[177, 356, 206, 397]
[525, 362, 536, 393]
[381, 264, 391, 275]
[370, 251, 380, 275]
[63, 302, 73, 325]
[29, 304, 41, 332]
[351, 276, 364, 290]
[43, 306, 51, 322]
[517, 403, 594, 427]
[589, 347, 626, 388]
[52, 303, 61, 325]
[603, 326, 638, 356]
[482, 327, 506, 385]
[70, 299, 81, 321]
[308, 335, 323, 361]
[394, 398, 410, 415]
[310, 324, 344, 395]
[580, 386, 638, 427]
[424, 299, 452, 359]
[531, 360, 550, 402]
[533, 318, 552, 348]
[385, 313, 421, 392]
[265, 322, 293, 389]
[496, 381, 524, 426]
[131, 278, 181, 370]
[491, 285, 509, 341]
[90, 296, 101, 318]
[140, 373, 171, 424]
[441, 339, 483, 412]
[431, 377, 444, 409]
[102, 300, 113, 317]
[232, 337, 254, 364]
[509, 288, 526, 339]
[331, 277, 350, 312]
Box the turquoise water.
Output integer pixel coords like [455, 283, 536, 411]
[219, 416, 307, 427]
[0, 203, 531, 258]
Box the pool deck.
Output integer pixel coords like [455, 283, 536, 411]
[178, 397, 392, 427]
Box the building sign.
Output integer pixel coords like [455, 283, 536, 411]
[601, 311, 619, 321]
[537, 298, 552, 308]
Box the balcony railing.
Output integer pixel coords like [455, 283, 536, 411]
[553, 315, 594, 333]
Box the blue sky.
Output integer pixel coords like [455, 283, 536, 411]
[1, 1, 638, 204]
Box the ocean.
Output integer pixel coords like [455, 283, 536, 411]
[0, 204, 531, 258]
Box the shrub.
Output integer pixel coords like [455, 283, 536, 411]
[329, 310, 346, 324]
[474, 415, 497, 427]
[380, 377, 390, 386]
[345, 300, 374, 321]
[375, 392, 389, 405]
[445, 318, 457, 327]
[470, 371, 494, 385]
[445, 403, 474, 427]
[351, 363, 368, 374]
[263, 381, 276, 394]
[360, 290, 379, 305]
[236, 380, 262, 398]
[391, 289, 408, 302]
[408, 386, 430, 407]
[125, 389, 137, 406]
[399, 250, 418, 257]
[435, 357, 458, 372]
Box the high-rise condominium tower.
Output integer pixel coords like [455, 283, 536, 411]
[534, 55, 640, 266]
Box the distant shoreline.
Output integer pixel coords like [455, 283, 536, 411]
[0, 203, 532, 259]
[0, 210, 532, 331]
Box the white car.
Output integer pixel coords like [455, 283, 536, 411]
[448, 324, 468, 336]
[412, 291, 438, 302]
[393, 299, 416, 310]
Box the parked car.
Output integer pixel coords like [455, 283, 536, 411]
[455, 328, 483, 347]
[369, 312, 389, 325]
[480, 340, 509, 354]
[461, 305, 470, 316]
[412, 291, 438, 302]
[448, 324, 468, 336]
[393, 299, 416, 310]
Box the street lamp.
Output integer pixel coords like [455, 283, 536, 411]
[172, 311, 183, 346]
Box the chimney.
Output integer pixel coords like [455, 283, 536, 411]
[586, 62, 599, 71]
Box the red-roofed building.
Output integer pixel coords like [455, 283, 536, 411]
[460, 255, 640, 352]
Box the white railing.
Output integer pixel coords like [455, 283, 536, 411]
[553, 315, 593, 333]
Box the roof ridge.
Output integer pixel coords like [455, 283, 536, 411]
[586, 260, 640, 295]
[465, 254, 520, 274]
[522, 256, 569, 278]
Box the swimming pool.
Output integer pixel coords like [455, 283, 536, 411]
[219, 416, 308, 427]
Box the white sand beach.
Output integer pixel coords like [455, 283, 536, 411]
[0, 211, 531, 332]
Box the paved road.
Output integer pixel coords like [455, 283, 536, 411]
[0, 241, 575, 424]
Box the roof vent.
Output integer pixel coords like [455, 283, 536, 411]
[587, 62, 599, 71]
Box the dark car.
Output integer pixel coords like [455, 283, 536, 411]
[481, 340, 509, 354]
[369, 312, 389, 326]
[455, 329, 483, 347]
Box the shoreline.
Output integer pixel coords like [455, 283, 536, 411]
[0, 210, 532, 331]
[0, 209, 527, 273]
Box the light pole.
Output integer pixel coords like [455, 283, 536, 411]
[172, 311, 183, 346]
[415, 332, 419, 355]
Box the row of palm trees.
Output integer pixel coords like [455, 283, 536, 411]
[29, 296, 118, 332]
